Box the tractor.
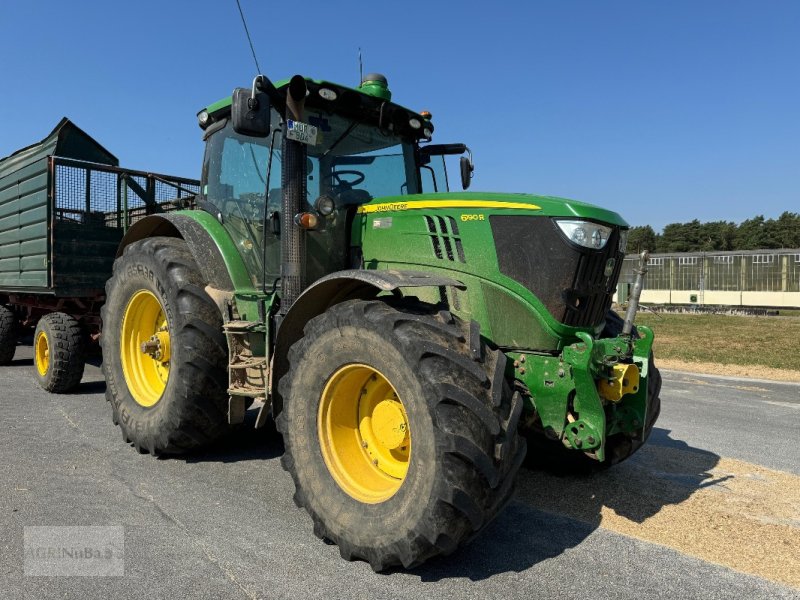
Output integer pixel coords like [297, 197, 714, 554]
[100, 72, 661, 570]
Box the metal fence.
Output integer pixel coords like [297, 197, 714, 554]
[52, 157, 200, 229]
[620, 250, 800, 294]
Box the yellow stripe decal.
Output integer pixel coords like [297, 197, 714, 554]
[357, 200, 541, 214]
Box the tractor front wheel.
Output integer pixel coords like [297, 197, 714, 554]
[277, 299, 525, 571]
[101, 237, 229, 455]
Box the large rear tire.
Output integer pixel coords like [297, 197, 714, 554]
[0, 305, 18, 365]
[33, 312, 85, 393]
[277, 299, 525, 571]
[524, 310, 662, 471]
[101, 237, 229, 455]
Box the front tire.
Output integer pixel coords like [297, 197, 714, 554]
[33, 312, 85, 393]
[101, 237, 229, 455]
[277, 299, 525, 571]
[0, 305, 18, 365]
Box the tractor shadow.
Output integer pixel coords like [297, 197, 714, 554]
[182, 412, 285, 464]
[405, 427, 727, 582]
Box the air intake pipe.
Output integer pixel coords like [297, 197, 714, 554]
[622, 250, 649, 337]
[279, 75, 308, 316]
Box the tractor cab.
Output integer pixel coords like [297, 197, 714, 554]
[196, 75, 469, 287]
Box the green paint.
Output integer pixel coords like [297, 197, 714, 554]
[508, 329, 655, 462]
[359, 195, 627, 350]
[187, 75, 655, 465]
[176, 210, 257, 293]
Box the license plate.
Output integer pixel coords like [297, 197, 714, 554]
[286, 120, 319, 145]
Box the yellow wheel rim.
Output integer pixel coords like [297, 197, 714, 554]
[35, 330, 50, 377]
[120, 290, 171, 408]
[318, 364, 411, 504]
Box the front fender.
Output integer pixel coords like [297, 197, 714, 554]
[272, 269, 465, 415]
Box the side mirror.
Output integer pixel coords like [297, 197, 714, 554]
[232, 86, 271, 137]
[460, 156, 474, 190]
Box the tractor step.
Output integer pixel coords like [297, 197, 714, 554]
[229, 357, 267, 369]
[223, 320, 265, 332]
[227, 385, 265, 398]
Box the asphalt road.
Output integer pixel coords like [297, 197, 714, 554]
[1, 344, 798, 600]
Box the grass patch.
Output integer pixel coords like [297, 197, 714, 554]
[633, 313, 800, 372]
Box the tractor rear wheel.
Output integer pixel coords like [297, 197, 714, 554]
[277, 299, 525, 571]
[0, 305, 18, 365]
[101, 237, 229, 455]
[33, 312, 85, 393]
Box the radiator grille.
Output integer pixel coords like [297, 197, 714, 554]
[490, 216, 623, 328]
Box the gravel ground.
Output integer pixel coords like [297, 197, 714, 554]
[1, 345, 798, 599]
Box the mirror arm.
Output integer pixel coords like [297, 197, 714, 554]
[253, 74, 287, 117]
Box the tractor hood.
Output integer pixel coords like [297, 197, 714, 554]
[356, 192, 629, 227]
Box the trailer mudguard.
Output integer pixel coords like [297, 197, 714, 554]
[116, 211, 254, 293]
[271, 269, 465, 416]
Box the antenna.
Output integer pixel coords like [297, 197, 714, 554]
[235, 0, 262, 74]
[358, 47, 363, 84]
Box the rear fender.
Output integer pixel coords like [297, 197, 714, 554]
[116, 211, 255, 298]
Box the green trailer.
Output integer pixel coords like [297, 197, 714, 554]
[0, 119, 199, 391]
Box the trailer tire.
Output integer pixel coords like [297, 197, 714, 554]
[33, 312, 85, 393]
[524, 310, 662, 472]
[101, 237, 229, 455]
[0, 305, 19, 365]
[277, 299, 525, 571]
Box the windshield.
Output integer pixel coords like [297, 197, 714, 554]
[201, 109, 420, 286]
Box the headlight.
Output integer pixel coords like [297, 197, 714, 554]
[315, 194, 336, 216]
[556, 220, 612, 249]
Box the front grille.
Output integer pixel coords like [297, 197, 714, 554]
[490, 216, 623, 328]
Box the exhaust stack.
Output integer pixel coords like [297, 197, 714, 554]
[279, 76, 308, 316]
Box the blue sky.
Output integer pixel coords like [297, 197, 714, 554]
[1, 1, 797, 231]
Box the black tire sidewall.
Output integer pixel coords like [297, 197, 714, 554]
[284, 323, 439, 549]
[0, 306, 17, 364]
[33, 313, 85, 393]
[104, 242, 191, 443]
[102, 238, 229, 453]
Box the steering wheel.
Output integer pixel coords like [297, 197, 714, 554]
[324, 169, 366, 188]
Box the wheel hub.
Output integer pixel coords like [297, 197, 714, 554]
[35, 331, 50, 377]
[370, 399, 409, 450]
[318, 364, 411, 504]
[121, 290, 170, 407]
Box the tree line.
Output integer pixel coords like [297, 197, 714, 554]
[627, 212, 800, 254]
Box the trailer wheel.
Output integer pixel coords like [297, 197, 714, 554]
[277, 299, 525, 571]
[101, 237, 229, 455]
[33, 312, 85, 393]
[0, 305, 18, 365]
[524, 309, 662, 472]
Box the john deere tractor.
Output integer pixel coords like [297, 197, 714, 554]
[101, 72, 660, 570]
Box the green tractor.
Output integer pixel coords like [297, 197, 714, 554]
[101, 72, 660, 570]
